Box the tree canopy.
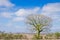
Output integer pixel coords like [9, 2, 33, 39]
[25, 14, 52, 39]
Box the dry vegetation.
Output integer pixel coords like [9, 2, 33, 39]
[0, 31, 60, 40]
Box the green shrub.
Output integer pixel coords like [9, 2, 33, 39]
[32, 34, 43, 40]
[55, 32, 60, 39]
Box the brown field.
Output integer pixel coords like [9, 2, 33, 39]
[0, 32, 60, 40]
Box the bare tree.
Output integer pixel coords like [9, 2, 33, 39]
[25, 14, 52, 39]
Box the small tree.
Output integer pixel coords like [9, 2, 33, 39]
[25, 14, 52, 39]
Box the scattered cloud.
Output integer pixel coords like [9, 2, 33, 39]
[0, 12, 13, 18]
[0, 0, 15, 7]
[12, 17, 25, 22]
[12, 7, 40, 22]
[0, 1, 60, 32]
[0, 0, 15, 18]
[15, 7, 40, 16]
[41, 3, 60, 20]
[0, 0, 15, 13]
[42, 3, 60, 12]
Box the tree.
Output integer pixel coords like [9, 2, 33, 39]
[25, 14, 52, 39]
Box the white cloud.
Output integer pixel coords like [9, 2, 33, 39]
[0, 0, 15, 12]
[0, 12, 12, 18]
[13, 7, 40, 22]
[15, 7, 40, 16]
[42, 3, 60, 12]
[0, 0, 15, 7]
[41, 3, 60, 20]
[12, 17, 25, 22]
[0, 0, 15, 18]
[15, 9, 27, 16]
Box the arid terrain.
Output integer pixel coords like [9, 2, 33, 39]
[0, 32, 60, 40]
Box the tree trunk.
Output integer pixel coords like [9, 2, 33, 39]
[37, 30, 40, 39]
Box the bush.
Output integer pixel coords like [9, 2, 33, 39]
[55, 32, 60, 39]
[32, 34, 43, 40]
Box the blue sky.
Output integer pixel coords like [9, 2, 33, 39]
[0, 0, 60, 33]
